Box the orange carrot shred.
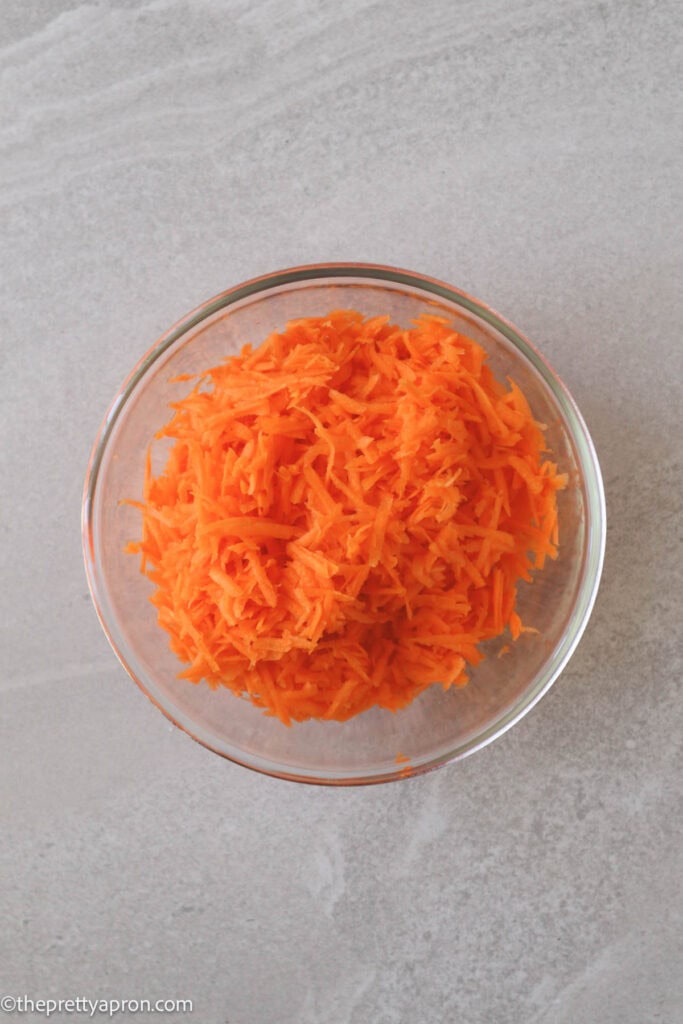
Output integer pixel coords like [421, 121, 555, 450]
[127, 310, 565, 724]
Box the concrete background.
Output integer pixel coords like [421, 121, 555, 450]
[1, 1, 681, 1022]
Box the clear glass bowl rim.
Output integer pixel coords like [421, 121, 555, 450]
[82, 262, 606, 785]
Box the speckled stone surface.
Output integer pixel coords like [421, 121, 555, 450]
[1, 2, 682, 1022]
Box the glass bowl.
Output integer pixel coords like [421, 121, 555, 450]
[82, 263, 605, 785]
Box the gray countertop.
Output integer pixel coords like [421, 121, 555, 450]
[1, 2, 681, 1022]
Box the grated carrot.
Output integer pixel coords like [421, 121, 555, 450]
[126, 310, 565, 724]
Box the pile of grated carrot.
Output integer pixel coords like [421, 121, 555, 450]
[126, 310, 566, 725]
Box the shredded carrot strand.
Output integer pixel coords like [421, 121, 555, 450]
[126, 310, 565, 724]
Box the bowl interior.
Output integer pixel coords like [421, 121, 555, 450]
[85, 270, 603, 783]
